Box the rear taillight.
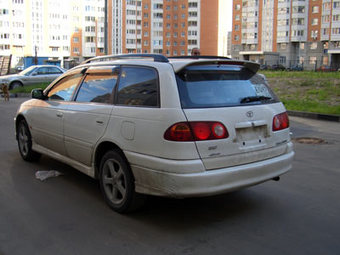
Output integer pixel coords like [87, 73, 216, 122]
[164, 121, 228, 141]
[272, 112, 289, 131]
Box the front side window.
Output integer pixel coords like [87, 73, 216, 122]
[75, 69, 118, 104]
[116, 66, 159, 107]
[48, 73, 83, 101]
[176, 65, 278, 109]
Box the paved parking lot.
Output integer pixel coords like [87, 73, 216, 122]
[1, 98, 339, 255]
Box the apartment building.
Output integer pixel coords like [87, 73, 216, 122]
[231, 0, 340, 70]
[0, 0, 223, 68]
[0, 0, 105, 66]
[108, 0, 219, 56]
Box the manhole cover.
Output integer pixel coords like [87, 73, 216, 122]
[293, 137, 327, 144]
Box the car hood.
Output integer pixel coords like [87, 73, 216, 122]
[0, 74, 25, 81]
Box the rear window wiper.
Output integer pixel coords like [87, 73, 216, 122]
[240, 96, 272, 104]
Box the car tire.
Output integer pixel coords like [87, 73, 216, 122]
[10, 81, 22, 90]
[99, 150, 146, 213]
[17, 120, 41, 162]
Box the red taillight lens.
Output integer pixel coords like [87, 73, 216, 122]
[164, 121, 228, 141]
[272, 112, 289, 131]
[190, 122, 211, 140]
[164, 122, 194, 141]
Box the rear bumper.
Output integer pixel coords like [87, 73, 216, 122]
[126, 144, 295, 198]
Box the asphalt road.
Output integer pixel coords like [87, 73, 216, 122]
[1, 98, 339, 255]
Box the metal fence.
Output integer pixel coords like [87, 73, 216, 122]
[261, 60, 340, 71]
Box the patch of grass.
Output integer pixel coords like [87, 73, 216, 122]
[264, 71, 340, 115]
[11, 83, 50, 94]
[282, 99, 340, 115]
[260, 70, 340, 79]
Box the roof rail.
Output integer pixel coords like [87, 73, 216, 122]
[82, 54, 169, 64]
[168, 55, 231, 60]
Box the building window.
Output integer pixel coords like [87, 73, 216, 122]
[235, 4, 240, 10]
[310, 42, 318, 50]
[312, 6, 319, 13]
[312, 18, 318, 26]
[311, 30, 318, 40]
[279, 56, 286, 64]
[309, 56, 317, 65]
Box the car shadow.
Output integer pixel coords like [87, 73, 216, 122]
[9, 152, 274, 231]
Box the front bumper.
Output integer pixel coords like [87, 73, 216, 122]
[126, 145, 295, 198]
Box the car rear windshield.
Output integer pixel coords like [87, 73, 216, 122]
[175, 65, 278, 109]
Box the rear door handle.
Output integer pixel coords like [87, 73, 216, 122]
[56, 112, 63, 118]
[96, 120, 104, 124]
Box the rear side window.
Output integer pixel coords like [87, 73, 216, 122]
[48, 67, 63, 74]
[75, 71, 118, 104]
[176, 65, 278, 108]
[116, 66, 159, 107]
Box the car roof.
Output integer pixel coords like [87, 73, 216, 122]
[31, 65, 62, 68]
[80, 54, 260, 73]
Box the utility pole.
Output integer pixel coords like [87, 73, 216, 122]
[104, 0, 108, 55]
[34, 46, 38, 65]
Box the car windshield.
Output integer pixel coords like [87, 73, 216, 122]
[19, 66, 38, 76]
[176, 65, 278, 109]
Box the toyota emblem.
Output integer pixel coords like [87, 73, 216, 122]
[246, 111, 254, 118]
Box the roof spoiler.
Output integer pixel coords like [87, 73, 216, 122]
[176, 60, 260, 73]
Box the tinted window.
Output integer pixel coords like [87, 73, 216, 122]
[48, 67, 63, 74]
[75, 72, 118, 104]
[117, 66, 159, 107]
[176, 65, 278, 108]
[48, 73, 83, 101]
[37, 67, 48, 75]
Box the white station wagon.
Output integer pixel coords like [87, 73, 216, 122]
[15, 54, 294, 213]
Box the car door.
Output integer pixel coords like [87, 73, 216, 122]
[30, 70, 84, 156]
[24, 67, 49, 86]
[63, 66, 118, 166]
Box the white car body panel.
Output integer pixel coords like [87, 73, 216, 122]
[63, 102, 114, 166]
[28, 99, 68, 156]
[183, 102, 291, 169]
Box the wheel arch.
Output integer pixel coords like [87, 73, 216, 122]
[9, 80, 23, 89]
[94, 141, 128, 179]
[15, 114, 27, 139]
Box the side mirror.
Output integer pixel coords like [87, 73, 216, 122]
[31, 88, 46, 100]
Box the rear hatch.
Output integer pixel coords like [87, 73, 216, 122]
[174, 61, 291, 170]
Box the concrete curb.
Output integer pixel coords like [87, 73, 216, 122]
[288, 110, 340, 122]
[14, 93, 30, 98]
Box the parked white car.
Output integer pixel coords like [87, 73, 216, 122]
[15, 54, 294, 213]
